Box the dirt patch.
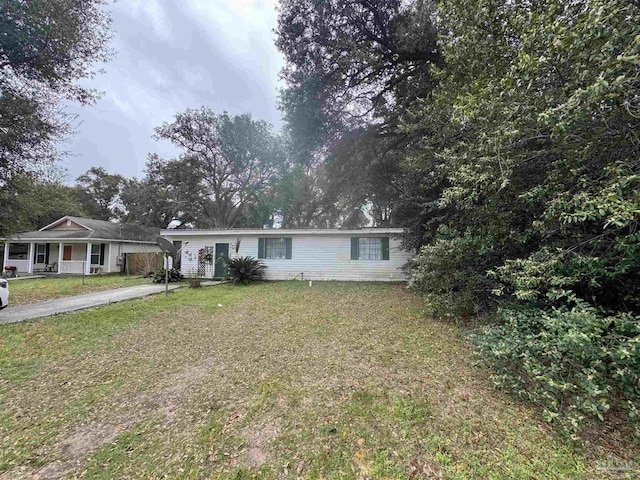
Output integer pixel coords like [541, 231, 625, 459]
[157, 357, 218, 420]
[248, 422, 281, 467]
[4, 418, 137, 480]
[3, 357, 218, 480]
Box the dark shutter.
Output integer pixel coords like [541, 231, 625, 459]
[351, 237, 359, 260]
[100, 243, 106, 265]
[45, 243, 50, 264]
[285, 238, 292, 259]
[258, 238, 265, 259]
[33, 244, 38, 262]
[381, 237, 390, 260]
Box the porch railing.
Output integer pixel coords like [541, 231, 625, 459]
[5, 259, 29, 273]
[60, 261, 85, 274]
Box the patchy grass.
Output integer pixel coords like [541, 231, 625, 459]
[7, 275, 152, 306]
[0, 282, 637, 479]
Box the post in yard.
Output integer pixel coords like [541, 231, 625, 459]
[165, 253, 169, 297]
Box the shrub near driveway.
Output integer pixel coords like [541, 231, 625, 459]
[0, 282, 633, 478]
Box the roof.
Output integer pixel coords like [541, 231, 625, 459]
[161, 227, 405, 237]
[10, 216, 160, 243]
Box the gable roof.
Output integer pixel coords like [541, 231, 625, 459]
[11, 216, 160, 243]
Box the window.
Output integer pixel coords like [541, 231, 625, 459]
[265, 238, 286, 259]
[358, 238, 382, 260]
[90, 244, 105, 265]
[35, 244, 46, 264]
[351, 237, 390, 261]
[63, 245, 72, 261]
[8, 243, 28, 260]
[258, 237, 292, 259]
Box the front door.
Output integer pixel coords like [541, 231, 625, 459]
[214, 243, 229, 279]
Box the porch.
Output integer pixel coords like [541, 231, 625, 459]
[1, 241, 110, 276]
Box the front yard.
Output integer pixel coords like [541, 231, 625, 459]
[8, 275, 152, 306]
[0, 282, 636, 479]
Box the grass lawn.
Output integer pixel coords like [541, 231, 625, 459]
[7, 275, 152, 306]
[0, 282, 636, 479]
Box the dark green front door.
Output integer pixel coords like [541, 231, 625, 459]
[214, 243, 229, 279]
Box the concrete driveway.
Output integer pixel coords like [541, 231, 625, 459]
[0, 284, 183, 325]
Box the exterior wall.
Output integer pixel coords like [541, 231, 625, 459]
[166, 233, 411, 281]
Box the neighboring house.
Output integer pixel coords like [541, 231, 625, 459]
[160, 227, 410, 281]
[1, 216, 161, 275]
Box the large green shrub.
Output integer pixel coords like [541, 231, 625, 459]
[473, 303, 640, 437]
[405, 0, 640, 435]
[409, 228, 498, 316]
[225, 256, 265, 285]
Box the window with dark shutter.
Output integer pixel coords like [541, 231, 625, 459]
[260, 238, 292, 259]
[351, 237, 390, 261]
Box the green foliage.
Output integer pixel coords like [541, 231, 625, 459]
[75, 167, 125, 221]
[140, 109, 287, 229]
[0, 174, 87, 236]
[0, 0, 112, 176]
[408, 228, 495, 316]
[225, 256, 265, 285]
[473, 303, 640, 437]
[151, 268, 183, 284]
[401, 0, 640, 434]
[408, 0, 640, 310]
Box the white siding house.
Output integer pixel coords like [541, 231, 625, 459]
[160, 228, 410, 281]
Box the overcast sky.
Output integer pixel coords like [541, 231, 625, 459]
[60, 0, 284, 181]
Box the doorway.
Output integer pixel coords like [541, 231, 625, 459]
[214, 243, 229, 279]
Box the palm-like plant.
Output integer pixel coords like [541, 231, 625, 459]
[225, 256, 266, 285]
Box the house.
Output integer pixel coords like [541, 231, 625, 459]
[160, 227, 411, 281]
[1, 216, 161, 275]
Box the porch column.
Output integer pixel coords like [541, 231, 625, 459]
[105, 243, 111, 273]
[85, 243, 92, 275]
[27, 242, 34, 274]
[58, 242, 63, 274]
[3, 242, 9, 272]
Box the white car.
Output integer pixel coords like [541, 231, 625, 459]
[0, 278, 8, 309]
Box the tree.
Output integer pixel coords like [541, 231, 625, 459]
[0, 0, 112, 178]
[150, 109, 286, 228]
[0, 175, 86, 236]
[276, 0, 442, 143]
[276, 0, 443, 225]
[75, 167, 125, 221]
[121, 155, 204, 228]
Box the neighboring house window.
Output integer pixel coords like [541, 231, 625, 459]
[258, 238, 292, 259]
[90, 244, 105, 265]
[8, 243, 28, 260]
[351, 237, 390, 261]
[35, 244, 46, 264]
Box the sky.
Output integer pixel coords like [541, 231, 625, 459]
[60, 0, 284, 181]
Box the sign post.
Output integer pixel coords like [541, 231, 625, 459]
[165, 253, 169, 296]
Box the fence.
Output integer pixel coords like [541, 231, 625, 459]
[125, 252, 164, 275]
